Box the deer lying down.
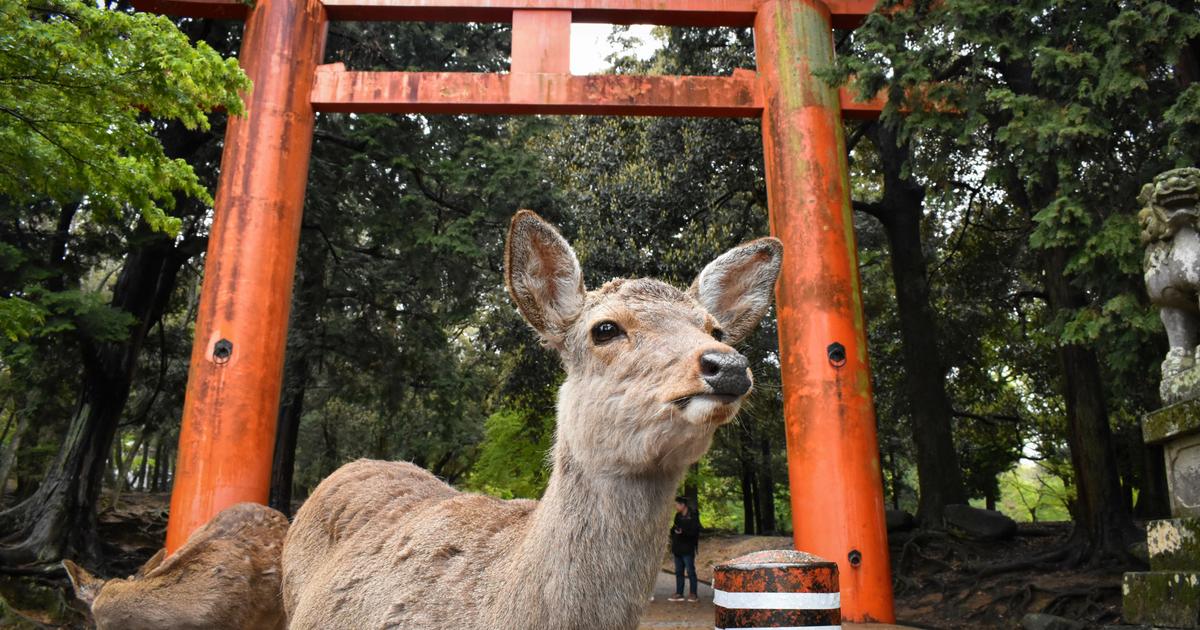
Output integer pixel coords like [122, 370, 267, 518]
[64, 502, 288, 630]
[282, 210, 783, 630]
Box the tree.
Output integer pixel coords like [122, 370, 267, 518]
[839, 0, 1200, 561]
[853, 119, 969, 525]
[0, 0, 245, 231]
[0, 0, 246, 565]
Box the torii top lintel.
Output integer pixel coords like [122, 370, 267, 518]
[132, 0, 886, 119]
[133, 0, 875, 28]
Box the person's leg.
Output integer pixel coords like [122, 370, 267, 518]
[686, 554, 698, 597]
[673, 554, 685, 599]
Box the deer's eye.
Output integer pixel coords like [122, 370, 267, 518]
[712, 328, 725, 343]
[590, 321, 625, 345]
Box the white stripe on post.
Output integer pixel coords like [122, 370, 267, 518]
[712, 589, 841, 610]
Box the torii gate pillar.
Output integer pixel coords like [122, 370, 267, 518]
[165, 0, 328, 551]
[757, 0, 894, 621]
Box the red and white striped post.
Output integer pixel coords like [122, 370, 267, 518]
[714, 549, 841, 630]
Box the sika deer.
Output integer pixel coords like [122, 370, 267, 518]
[281, 210, 782, 630]
[64, 502, 288, 630]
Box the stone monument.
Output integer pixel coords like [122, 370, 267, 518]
[1123, 167, 1200, 628]
[1139, 167, 1200, 405]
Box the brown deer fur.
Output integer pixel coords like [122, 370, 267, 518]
[64, 502, 288, 630]
[282, 210, 782, 630]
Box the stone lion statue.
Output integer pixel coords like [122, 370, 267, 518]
[1139, 166, 1200, 404]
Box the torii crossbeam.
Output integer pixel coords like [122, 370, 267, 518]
[138, 0, 896, 621]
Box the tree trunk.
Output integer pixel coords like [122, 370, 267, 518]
[1040, 246, 1139, 561]
[150, 434, 164, 493]
[683, 463, 699, 508]
[136, 435, 151, 491]
[736, 423, 757, 535]
[269, 237, 327, 515]
[163, 443, 174, 492]
[861, 122, 968, 526]
[110, 441, 124, 507]
[1177, 35, 1199, 86]
[0, 407, 12, 448]
[270, 367, 308, 516]
[734, 424, 753, 532]
[117, 428, 149, 490]
[888, 450, 903, 510]
[0, 229, 196, 566]
[320, 415, 339, 484]
[0, 412, 31, 500]
[740, 454, 757, 535]
[1135, 444, 1170, 519]
[756, 432, 776, 534]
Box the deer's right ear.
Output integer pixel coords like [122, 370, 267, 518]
[688, 237, 783, 345]
[63, 559, 105, 609]
[505, 210, 584, 346]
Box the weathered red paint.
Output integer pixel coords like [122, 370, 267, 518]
[714, 550, 839, 593]
[510, 10, 571, 75]
[310, 65, 883, 118]
[755, 0, 895, 622]
[164, 0, 328, 552]
[326, 0, 875, 28]
[131, 0, 876, 28]
[310, 65, 763, 117]
[713, 550, 840, 629]
[840, 88, 890, 119]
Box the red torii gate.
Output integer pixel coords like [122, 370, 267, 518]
[136, 0, 895, 621]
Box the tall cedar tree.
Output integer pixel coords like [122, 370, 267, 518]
[837, 0, 1200, 561]
[853, 119, 970, 525]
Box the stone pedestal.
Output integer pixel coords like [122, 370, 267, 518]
[1143, 399, 1200, 517]
[1124, 402, 1200, 627]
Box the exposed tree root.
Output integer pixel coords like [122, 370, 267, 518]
[892, 523, 1130, 628]
[967, 546, 1071, 578]
[962, 582, 1121, 624]
[898, 531, 960, 575]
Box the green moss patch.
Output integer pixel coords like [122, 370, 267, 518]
[1144, 399, 1200, 445]
[1123, 570, 1200, 627]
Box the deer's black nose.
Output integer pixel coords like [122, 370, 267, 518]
[699, 351, 751, 397]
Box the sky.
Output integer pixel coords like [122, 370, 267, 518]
[569, 24, 660, 75]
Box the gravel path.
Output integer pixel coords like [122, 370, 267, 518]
[637, 570, 714, 629]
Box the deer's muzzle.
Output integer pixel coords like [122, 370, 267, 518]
[699, 351, 751, 398]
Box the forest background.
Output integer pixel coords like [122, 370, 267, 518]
[0, 0, 1198, 574]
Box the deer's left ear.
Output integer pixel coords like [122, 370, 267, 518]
[63, 559, 106, 610]
[505, 210, 585, 347]
[687, 238, 783, 345]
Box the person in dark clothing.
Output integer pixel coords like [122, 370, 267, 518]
[668, 496, 700, 602]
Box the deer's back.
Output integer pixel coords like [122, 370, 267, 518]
[282, 459, 536, 629]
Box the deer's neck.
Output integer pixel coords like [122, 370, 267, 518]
[492, 443, 684, 630]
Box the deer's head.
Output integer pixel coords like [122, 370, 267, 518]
[64, 550, 217, 630]
[505, 210, 782, 476]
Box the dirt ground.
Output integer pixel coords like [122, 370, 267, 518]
[644, 527, 1127, 629]
[0, 494, 1132, 629]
